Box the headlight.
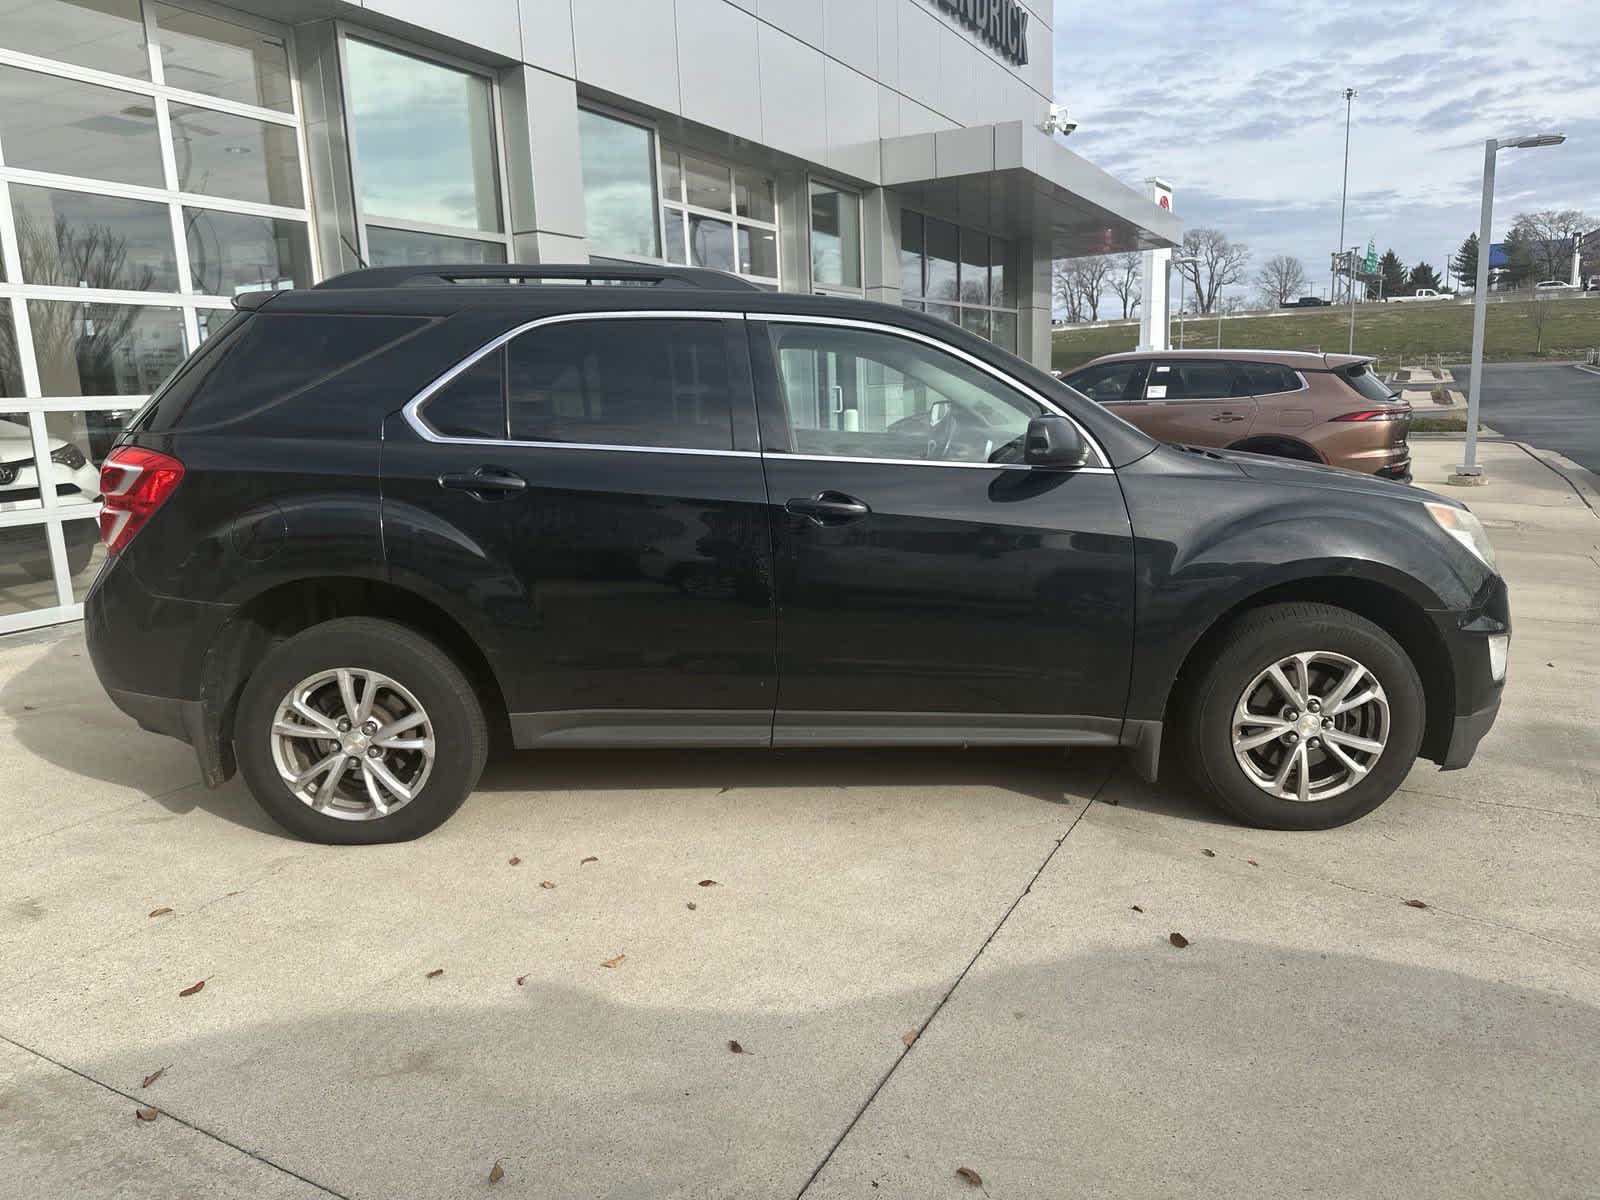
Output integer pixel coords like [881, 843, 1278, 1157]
[1425, 501, 1496, 569]
[51, 443, 88, 470]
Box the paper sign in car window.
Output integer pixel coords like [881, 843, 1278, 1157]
[1146, 385, 1168, 399]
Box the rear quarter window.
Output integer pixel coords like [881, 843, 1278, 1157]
[1340, 363, 1399, 405]
[139, 312, 430, 432]
[1235, 362, 1302, 395]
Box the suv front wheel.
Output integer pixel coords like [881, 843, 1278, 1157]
[1180, 602, 1425, 829]
[235, 617, 488, 844]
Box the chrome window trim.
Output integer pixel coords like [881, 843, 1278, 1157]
[751, 313, 1110, 469]
[1140, 360, 1312, 402]
[774, 452, 1112, 474]
[403, 308, 1113, 472]
[403, 309, 748, 447]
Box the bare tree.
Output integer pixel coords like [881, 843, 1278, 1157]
[1051, 256, 1114, 323]
[1174, 227, 1250, 314]
[1528, 289, 1555, 355]
[1051, 262, 1084, 323]
[1508, 209, 1592, 283]
[1105, 251, 1142, 319]
[1254, 254, 1307, 308]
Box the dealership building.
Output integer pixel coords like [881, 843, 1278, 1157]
[0, 0, 1180, 633]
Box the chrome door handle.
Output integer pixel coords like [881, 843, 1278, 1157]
[1210, 413, 1247, 422]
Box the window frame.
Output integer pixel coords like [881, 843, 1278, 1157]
[406, 310, 755, 456]
[576, 101, 664, 264]
[659, 141, 780, 288]
[335, 24, 514, 267]
[898, 208, 1020, 352]
[0, 0, 318, 630]
[755, 314, 1109, 471]
[806, 175, 863, 297]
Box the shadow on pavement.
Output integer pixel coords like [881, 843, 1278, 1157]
[6, 946, 1596, 1200]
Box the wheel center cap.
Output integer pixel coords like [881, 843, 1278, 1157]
[344, 732, 370, 752]
[1297, 713, 1320, 736]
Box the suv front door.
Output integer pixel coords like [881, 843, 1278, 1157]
[752, 318, 1136, 745]
[381, 312, 777, 747]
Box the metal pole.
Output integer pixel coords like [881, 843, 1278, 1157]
[1348, 247, 1358, 354]
[1217, 302, 1223, 348]
[1460, 138, 1496, 477]
[1336, 88, 1356, 304]
[1178, 271, 1186, 348]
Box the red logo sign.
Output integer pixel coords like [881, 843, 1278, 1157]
[1158, 195, 1170, 210]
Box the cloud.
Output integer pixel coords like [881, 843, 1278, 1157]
[1052, 0, 1600, 293]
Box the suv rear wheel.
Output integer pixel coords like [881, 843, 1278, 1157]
[1180, 602, 1424, 829]
[235, 617, 488, 844]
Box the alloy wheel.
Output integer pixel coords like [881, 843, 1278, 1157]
[268, 668, 435, 820]
[1230, 650, 1390, 803]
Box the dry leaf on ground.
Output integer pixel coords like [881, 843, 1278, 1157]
[601, 954, 625, 969]
[488, 1160, 505, 1184]
[1201, 848, 1215, 857]
[515, 975, 528, 986]
[177, 979, 206, 997]
[697, 879, 719, 887]
[901, 1028, 919, 1047]
[728, 1040, 746, 1054]
[148, 907, 174, 918]
[540, 881, 557, 890]
[1168, 932, 1190, 949]
[508, 856, 521, 867]
[1130, 905, 1144, 913]
[135, 1107, 159, 1122]
[955, 1166, 983, 1187]
[425, 968, 444, 979]
[141, 1066, 169, 1089]
[686, 901, 697, 910]
[1247, 859, 1259, 867]
[580, 856, 598, 865]
[1404, 898, 1428, 909]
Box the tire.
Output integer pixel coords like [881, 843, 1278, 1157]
[1178, 602, 1424, 830]
[234, 617, 488, 844]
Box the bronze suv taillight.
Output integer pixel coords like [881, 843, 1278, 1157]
[1332, 408, 1411, 421]
[98, 446, 184, 553]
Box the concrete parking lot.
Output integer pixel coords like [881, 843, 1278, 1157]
[2, 436, 1598, 1200]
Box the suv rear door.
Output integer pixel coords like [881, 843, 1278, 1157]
[750, 317, 1136, 744]
[380, 311, 777, 748]
[1138, 360, 1256, 444]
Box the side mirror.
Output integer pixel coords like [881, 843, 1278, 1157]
[1023, 415, 1090, 468]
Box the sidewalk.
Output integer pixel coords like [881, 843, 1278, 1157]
[1, 438, 1596, 1200]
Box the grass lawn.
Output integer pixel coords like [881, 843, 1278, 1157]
[1051, 296, 1600, 372]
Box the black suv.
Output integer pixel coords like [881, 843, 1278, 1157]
[85, 263, 1508, 843]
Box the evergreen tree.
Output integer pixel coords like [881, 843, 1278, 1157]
[1451, 233, 1479, 287]
[1377, 249, 1406, 297]
[1407, 261, 1442, 292]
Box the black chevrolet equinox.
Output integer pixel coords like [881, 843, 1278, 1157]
[84, 263, 1509, 844]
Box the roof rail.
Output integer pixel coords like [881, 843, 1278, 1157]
[312, 259, 763, 292]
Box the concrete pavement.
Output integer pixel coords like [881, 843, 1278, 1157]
[1, 436, 1597, 1199]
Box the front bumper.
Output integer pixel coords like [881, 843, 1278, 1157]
[1426, 572, 1510, 771]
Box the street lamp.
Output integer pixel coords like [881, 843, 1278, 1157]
[1455, 131, 1567, 483]
[1172, 256, 1200, 349]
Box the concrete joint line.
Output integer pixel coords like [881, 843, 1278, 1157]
[0, 1031, 350, 1200]
[1505, 441, 1600, 517]
[791, 763, 1116, 1199]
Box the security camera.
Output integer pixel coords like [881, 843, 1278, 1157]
[1043, 103, 1077, 137]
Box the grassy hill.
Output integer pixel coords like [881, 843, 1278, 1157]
[1051, 297, 1600, 372]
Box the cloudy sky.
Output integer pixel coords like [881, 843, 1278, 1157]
[1054, 0, 1600, 299]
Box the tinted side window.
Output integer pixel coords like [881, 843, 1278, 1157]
[507, 319, 734, 450]
[144, 312, 428, 431]
[1235, 362, 1301, 395]
[422, 348, 505, 439]
[1148, 361, 1235, 400]
[1341, 363, 1398, 404]
[1066, 361, 1148, 403]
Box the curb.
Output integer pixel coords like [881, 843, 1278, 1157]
[1508, 443, 1600, 517]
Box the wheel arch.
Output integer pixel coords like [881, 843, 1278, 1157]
[200, 576, 509, 771]
[1160, 574, 1456, 767]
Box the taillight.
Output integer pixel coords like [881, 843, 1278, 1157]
[98, 446, 184, 553]
[1332, 408, 1411, 422]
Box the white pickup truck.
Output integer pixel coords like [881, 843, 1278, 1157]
[1385, 288, 1452, 303]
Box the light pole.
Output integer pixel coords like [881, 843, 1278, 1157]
[1171, 256, 1200, 348]
[1454, 131, 1566, 483]
[1336, 87, 1356, 305]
